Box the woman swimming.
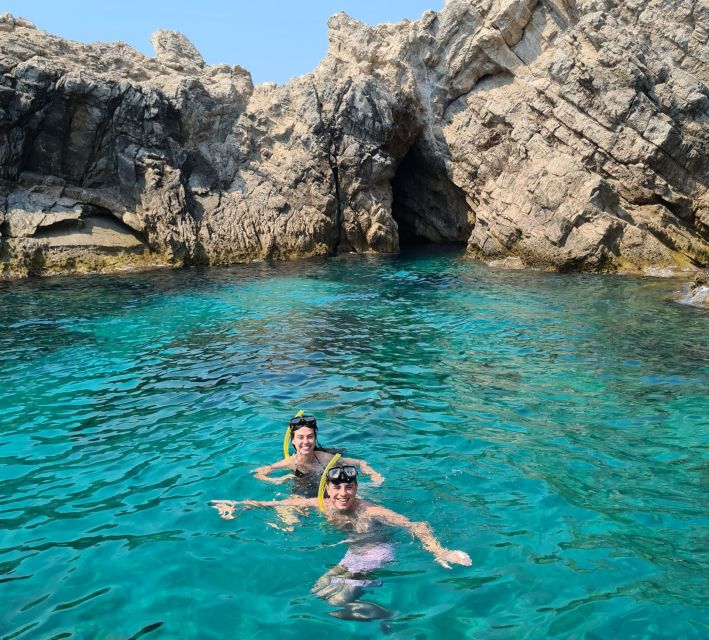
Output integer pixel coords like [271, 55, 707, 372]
[252, 414, 384, 497]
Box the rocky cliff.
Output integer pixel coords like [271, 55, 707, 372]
[1, 0, 708, 278]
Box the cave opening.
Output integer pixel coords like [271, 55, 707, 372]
[390, 143, 472, 248]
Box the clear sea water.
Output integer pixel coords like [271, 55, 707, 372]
[1, 247, 707, 639]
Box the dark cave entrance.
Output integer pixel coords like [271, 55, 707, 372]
[390, 144, 472, 248]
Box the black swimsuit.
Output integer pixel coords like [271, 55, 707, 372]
[290, 448, 347, 497]
[292, 451, 327, 498]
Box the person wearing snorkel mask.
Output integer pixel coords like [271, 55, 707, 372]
[252, 414, 384, 498]
[212, 464, 471, 621]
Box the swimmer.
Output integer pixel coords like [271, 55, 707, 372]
[212, 465, 471, 620]
[252, 413, 384, 498]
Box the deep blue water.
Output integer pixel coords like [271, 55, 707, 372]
[1, 247, 707, 639]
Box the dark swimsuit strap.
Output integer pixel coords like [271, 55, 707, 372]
[294, 451, 327, 475]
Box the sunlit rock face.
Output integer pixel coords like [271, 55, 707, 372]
[1, 1, 707, 278]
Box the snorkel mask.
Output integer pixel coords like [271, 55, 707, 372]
[326, 465, 358, 485]
[290, 414, 317, 430]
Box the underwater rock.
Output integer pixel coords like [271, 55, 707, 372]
[1, 0, 708, 278]
[683, 271, 709, 308]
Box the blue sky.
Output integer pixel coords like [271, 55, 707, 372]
[6, 1, 444, 84]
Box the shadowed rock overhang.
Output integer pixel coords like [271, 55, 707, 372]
[391, 143, 472, 246]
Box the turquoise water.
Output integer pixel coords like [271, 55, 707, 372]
[1, 247, 707, 639]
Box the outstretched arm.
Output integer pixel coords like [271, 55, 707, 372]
[252, 457, 296, 485]
[369, 505, 472, 569]
[340, 456, 385, 485]
[210, 496, 317, 519]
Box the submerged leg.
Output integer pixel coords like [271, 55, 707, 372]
[329, 601, 393, 621]
[311, 565, 364, 606]
[311, 546, 395, 621]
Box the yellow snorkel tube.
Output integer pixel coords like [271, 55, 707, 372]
[283, 409, 305, 459]
[317, 453, 341, 513]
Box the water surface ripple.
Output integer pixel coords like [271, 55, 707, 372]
[1, 248, 707, 639]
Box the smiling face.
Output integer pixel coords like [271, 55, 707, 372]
[327, 480, 358, 512]
[291, 426, 316, 456]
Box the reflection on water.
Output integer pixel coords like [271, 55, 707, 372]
[1, 247, 707, 639]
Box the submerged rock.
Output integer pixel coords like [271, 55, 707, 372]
[0, 1, 708, 278]
[681, 271, 709, 308]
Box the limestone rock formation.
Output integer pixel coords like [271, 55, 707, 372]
[1, 1, 707, 278]
[684, 271, 709, 308]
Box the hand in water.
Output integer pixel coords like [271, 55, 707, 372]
[371, 473, 385, 486]
[271, 474, 296, 485]
[435, 549, 472, 569]
[210, 500, 237, 520]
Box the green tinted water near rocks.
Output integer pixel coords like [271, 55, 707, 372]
[1, 248, 707, 639]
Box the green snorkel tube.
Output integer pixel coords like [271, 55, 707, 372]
[283, 409, 305, 459]
[317, 453, 341, 513]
